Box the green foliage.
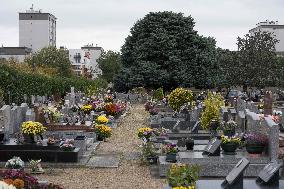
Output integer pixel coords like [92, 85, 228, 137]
[25, 46, 73, 77]
[0, 63, 107, 104]
[152, 87, 164, 101]
[97, 50, 122, 83]
[167, 164, 199, 187]
[168, 88, 193, 112]
[235, 31, 280, 88]
[114, 11, 218, 92]
[200, 92, 224, 130]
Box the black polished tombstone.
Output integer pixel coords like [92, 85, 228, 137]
[202, 137, 221, 156]
[221, 158, 250, 189]
[256, 161, 283, 188]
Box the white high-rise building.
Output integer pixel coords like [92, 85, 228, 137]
[249, 20, 284, 55]
[19, 6, 56, 52]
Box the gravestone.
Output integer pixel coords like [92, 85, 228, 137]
[236, 111, 246, 132]
[264, 91, 273, 116]
[31, 95, 35, 104]
[263, 116, 279, 160]
[221, 158, 250, 189]
[10, 106, 21, 134]
[0, 105, 11, 140]
[70, 87, 75, 106]
[256, 161, 282, 186]
[229, 108, 237, 121]
[202, 137, 221, 156]
[20, 103, 28, 122]
[221, 107, 229, 122]
[26, 108, 35, 121]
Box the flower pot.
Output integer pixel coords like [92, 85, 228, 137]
[223, 129, 235, 137]
[97, 135, 105, 141]
[146, 156, 158, 164]
[166, 153, 177, 163]
[23, 134, 36, 144]
[185, 140, 194, 150]
[221, 142, 238, 154]
[246, 143, 266, 154]
[0, 132, 4, 143]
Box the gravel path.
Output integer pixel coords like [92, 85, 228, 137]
[38, 104, 165, 189]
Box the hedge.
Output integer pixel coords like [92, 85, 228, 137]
[0, 64, 108, 104]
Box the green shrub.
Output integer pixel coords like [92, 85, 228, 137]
[168, 88, 193, 112]
[152, 87, 164, 101]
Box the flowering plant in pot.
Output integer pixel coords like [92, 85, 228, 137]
[221, 120, 237, 137]
[60, 139, 75, 151]
[0, 169, 38, 188]
[80, 104, 93, 114]
[166, 164, 199, 188]
[163, 143, 178, 163]
[95, 125, 112, 141]
[0, 180, 17, 189]
[142, 142, 158, 164]
[5, 157, 24, 170]
[221, 135, 242, 154]
[137, 127, 153, 141]
[152, 128, 168, 141]
[95, 115, 109, 125]
[104, 95, 113, 103]
[149, 108, 158, 115]
[244, 132, 268, 154]
[21, 121, 46, 143]
[168, 88, 193, 112]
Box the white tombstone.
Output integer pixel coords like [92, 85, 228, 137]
[26, 108, 35, 121]
[0, 105, 11, 140]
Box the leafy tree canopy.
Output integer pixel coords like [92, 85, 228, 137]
[114, 11, 218, 92]
[97, 50, 122, 83]
[25, 46, 73, 77]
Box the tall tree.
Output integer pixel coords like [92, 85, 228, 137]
[97, 50, 122, 83]
[114, 11, 218, 92]
[236, 31, 280, 88]
[25, 46, 73, 77]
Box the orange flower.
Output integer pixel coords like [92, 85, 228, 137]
[3, 178, 14, 185]
[13, 179, 25, 188]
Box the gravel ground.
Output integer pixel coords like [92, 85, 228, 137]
[38, 104, 165, 189]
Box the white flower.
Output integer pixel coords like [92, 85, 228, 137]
[0, 181, 17, 189]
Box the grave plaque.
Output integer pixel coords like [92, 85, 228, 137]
[191, 121, 200, 133]
[172, 120, 181, 132]
[202, 137, 221, 156]
[221, 158, 250, 189]
[256, 161, 282, 186]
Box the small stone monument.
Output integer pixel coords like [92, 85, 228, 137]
[264, 91, 273, 116]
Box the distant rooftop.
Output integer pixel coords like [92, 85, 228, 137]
[19, 5, 56, 20]
[0, 47, 32, 55]
[81, 44, 102, 50]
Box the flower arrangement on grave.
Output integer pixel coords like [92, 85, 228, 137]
[80, 104, 93, 114]
[3, 178, 25, 189]
[29, 159, 44, 173]
[137, 127, 153, 141]
[200, 92, 224, 130]
[5, 157, 24, 170]
[96, 115, 109, 124]
[163, 143, 178, 154]
[149, 108, 158, 115]
[47, 136, 57, 145]
[168, 88, 193, 112]
[166, 164, 199, 188]
[221, 135, 242, 154]
[221, 120, 237, 137]
[0, 169, 38, 189]
[60, 139, 75, 151]
[104, 95, 113, 103]
[244, 132, 268, 154]
[0, 181, 17, 189]
[141, 142, 158, 164]
[21, 121, 46, 136]
[95, 125, 112, 140]
[144, 101, 154, 111]
[44, 106, 62, 123]
[104, 103, 117, 116]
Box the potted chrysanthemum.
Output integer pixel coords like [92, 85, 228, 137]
[95, 125, 112, 141]
[166, 164, 199, 189]
[21, 121, 46, 143]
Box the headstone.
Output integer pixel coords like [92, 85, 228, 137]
[264, 91, 273, 116]
[31, 95, 35, 104]
[202, 137, 221, 156]
[221, 107, 229, 122]
[10, 106, 20, 134]
[256, 161, 282, 186]
[70, 87, 75, 106]
[229, 108, 237, 121]
[0, 105, 11, 140]
[264, 116, 279, 160]
[237, 111, 246, 132]
[26, 108, 35, 121]
[20, 103, 28, 122]
[221, 158, 250, 189]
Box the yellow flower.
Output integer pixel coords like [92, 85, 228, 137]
[97, 115, 109, 124]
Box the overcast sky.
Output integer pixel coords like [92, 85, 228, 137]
[0, 0, 283, 51]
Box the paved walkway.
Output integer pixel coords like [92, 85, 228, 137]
[38, 104, 165, 189]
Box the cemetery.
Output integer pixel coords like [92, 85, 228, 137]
[1, 2, 284, 189]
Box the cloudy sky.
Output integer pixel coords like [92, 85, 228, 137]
[0, 0, 283, 51]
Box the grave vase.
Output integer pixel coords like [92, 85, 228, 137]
[23, 134, 36, 144]
[97, 135, 105, 141]
[185, 138, 194, 150]
[246, 143, 266, 154]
